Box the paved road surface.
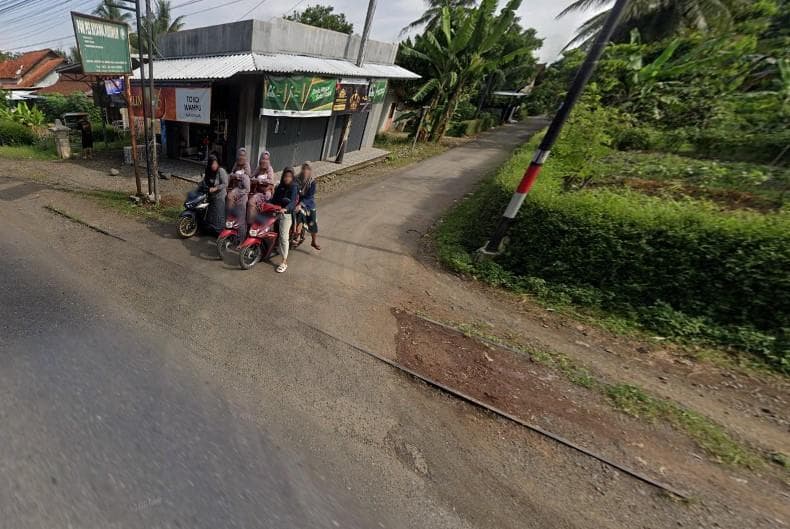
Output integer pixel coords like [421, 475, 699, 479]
[0, 122, 714, 528]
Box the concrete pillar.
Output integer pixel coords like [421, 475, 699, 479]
[361, 102, 384, 148]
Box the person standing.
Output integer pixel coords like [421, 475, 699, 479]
[80, 119, 94, 159]
[293, 161, 320, 251]
[270, 167, 298, 273]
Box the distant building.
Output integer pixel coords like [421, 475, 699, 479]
[131, 18, 419, 169]
[0, 49, 65, 92]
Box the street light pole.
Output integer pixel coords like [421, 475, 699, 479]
[479, 0, 629, 256]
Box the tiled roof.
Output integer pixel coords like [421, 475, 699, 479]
[0, 49, 64, 88]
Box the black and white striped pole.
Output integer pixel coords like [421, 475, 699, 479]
[478, 0, 629, 256]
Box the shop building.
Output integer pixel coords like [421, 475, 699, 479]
[131, 18, 418, 170]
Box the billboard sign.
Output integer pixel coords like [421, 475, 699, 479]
[72, 12, 132, 75]
[261, 76, 336, 117]
[369, 79, 388, 103]
[130, 86, 212, 124]
[332, 79, 370, 114]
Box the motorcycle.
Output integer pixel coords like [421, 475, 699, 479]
[216, 213, 241, 259]
[176, 191, 211, 238]
[238, 203, 288, 270]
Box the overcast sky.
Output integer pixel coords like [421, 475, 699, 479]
[2, 0, 608, 64]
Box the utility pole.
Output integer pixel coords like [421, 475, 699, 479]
[123, 74, 142, 196]
[145, 0, 159, 204]
[336, 0, 376, 164]
[478, 0, 629, 256]
[128, 0, 153, 197]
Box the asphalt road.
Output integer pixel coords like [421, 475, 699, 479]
[0, 230, 376, 529]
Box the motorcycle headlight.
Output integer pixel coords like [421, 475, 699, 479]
[225, 221, 235, 228]
[248, 229, 259, 237]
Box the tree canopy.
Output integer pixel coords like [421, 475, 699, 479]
[284, 4, 354, 34]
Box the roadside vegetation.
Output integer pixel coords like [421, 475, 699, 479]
[436, 1, 789, 374]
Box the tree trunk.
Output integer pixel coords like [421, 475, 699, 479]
[430, 81, 465, 142]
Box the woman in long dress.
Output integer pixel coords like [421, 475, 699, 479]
[246, 151, 275, 227]
[226, 148, 252, 237]
[201, 154, 228, 232]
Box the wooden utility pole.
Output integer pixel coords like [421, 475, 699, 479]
[123, 74, 142, 196]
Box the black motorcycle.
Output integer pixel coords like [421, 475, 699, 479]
[176, 191, 211, 238]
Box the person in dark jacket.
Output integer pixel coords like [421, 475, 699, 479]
[79, 119, 94, 159]
[270, 167, 298, 273]
[196, 154, 228, 232]
[293, 161, 320, 251]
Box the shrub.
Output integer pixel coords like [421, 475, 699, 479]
[436, 133, 790, 372]
[0, 119, 36, 145]
[691, 129, 790, 164]
[35, 93, 101, 123]
[613, 126, 654, 151]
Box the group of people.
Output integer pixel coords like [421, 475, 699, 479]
[200, 147, 320, 273]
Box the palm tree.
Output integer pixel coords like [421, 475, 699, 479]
[400, 0, 477, 37]
[559, 0, 744, 49]
[131, 1, 186, 55]
[93, 0, 132, 23]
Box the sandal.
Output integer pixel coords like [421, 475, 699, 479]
[276, 263, 288, 273]
[311, 242, 321, 251]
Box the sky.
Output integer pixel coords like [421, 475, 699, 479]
[0, 0, 608, 64]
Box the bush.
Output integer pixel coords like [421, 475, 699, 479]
[0, 119, 36, 145]
[613, 125, 654, 151]
[34, 93, 101, 123]
[690, 128, 790, 164]
[436, 132, 790, 372]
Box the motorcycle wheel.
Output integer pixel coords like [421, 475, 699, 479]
[238, 245, 261, 270]
[216, 235, 238, 260]
[177, 215, 198, 238]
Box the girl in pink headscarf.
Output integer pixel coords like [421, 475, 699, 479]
[246, 150, 275, 226]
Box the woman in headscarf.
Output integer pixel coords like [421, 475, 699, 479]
[246, 150, 275, 228]
[226, 147, 252, 237]
[230, 147, 251, 177]
[200, 154, 228, 232]
[270, 167, 299, 273]
[293, 161, 320, 251]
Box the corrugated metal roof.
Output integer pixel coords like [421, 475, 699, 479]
[132, 53, 419, 81]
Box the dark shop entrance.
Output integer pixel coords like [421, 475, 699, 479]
[265, 116, 329, 168]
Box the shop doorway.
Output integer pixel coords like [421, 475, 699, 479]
[265, 117, 329, 168]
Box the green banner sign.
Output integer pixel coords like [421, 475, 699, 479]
[261, 76, 336, 117]
[72, 12, 132, 75]
[370, 79, 388, 103]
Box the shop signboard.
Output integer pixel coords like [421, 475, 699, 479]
[130, 86, 212, 124]
[262, 76, 336, 117]
[71, 12, 132, 75]
[369, 79, 388, 104]
[332, 79, 370, 114]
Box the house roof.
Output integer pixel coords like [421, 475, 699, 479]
[0, 49, 65, 88]
[131, 53, 419, 81]
[36, 79, 93, 96]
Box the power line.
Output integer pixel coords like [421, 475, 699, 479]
[236, 0, 269, 21]
[281, 0, 308, 18]
[6, 34, 75, 51]
[2, 1, 95, 41]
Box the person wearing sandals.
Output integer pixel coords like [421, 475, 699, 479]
[270, 167, 299, 273]
[293, 161, 321, 251]
[247, 150, 275, 228]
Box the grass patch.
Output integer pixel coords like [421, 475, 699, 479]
[81, 189, 181, 223]
[442, 318, 763, 468]
[374, 132, 453, 170]
[0, 144, 58, 160]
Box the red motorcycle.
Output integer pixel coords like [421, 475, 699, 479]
[216, 213, 241, 259]
[238, 203, 289, 270]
